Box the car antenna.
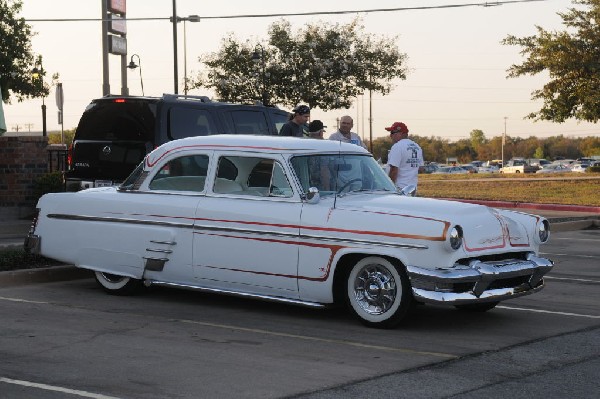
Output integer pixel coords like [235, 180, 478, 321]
[333, 140, 342, 209]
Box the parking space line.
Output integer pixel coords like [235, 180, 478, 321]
[498, 306, 600, 319]
[0, 296, 48, 304]
[178, 318, 457, 359]
[546, 276, 600, 284]
[540, 252, 599, 259]
[0, 377, 121, 399]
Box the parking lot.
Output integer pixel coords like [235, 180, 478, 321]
[0, 228, 598, 399]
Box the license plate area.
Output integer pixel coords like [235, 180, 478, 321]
[95, 180, 114, 187]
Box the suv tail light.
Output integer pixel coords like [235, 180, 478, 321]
[67, 143, 73, 167]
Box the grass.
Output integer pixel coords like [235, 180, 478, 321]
[0, 248, 63, 272]
[418, 173, 600, 206]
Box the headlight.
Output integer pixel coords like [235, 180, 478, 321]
[537, 219, 550, 243]
[448, 226, 463, 251]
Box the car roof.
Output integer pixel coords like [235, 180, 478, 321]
[145, 135, 370, 168]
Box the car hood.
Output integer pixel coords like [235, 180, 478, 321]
[323, 194, 535, 253]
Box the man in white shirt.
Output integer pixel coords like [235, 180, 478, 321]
[328, 115, 367, 149]
[386, 121, 424, 190]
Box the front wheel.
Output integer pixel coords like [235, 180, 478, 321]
[346, 257, 413, 328]
[94, 271, 143, 295]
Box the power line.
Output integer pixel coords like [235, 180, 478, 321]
[25, 0, 548, 22]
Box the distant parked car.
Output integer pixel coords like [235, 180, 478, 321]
[433, 166, 469, 174]
[419, 164, 439, 174]
[478, 165, 499, 173]
[536, 164, 572, 174]
[461, 165, 479, 174]
[571, 163, 589, 173]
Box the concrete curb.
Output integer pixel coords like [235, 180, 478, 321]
[0, 265, 91, 288]
[444, 199, 600, 213]
[551, 219, 599, 232]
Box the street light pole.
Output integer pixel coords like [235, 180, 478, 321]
[251, 44, 267, 105]
[31, 55, 47, 137]
[172, 0, 178, 94]
[170, 13, 200, 96]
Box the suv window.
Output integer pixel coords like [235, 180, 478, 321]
[76, 101, 155, 141]
[169, 107, 218, 139]
[228, 110, 270, 135]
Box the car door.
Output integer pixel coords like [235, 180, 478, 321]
[138, 153, 211, 284]
[192, 153, 302, 297]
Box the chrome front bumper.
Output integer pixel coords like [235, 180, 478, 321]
[406, 253, 554, 304]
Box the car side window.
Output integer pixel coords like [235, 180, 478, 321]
[148, 155, 208, 192]
[214, 156, 292, 197]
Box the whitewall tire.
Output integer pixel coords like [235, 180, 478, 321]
[94, 271, 142, 295]
[346, 257, 413, 328]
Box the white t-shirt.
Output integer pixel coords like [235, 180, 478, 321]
[388, 138, 424, 188]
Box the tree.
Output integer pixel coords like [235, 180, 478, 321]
[0, 0, 46, 102]
[502, 0, 600, 122]
[192, 19, 408, 110]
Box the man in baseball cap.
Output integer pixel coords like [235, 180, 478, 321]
[279, 104, 310, 137]
[308, 120, 326, 139]
[385, 121, 424, 190]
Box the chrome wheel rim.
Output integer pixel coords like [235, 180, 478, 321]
[353, 264, 397, 315]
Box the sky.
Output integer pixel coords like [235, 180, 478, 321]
[3, 0, 600, 142]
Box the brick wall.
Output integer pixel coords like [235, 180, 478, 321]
[0, 136, 49, 219]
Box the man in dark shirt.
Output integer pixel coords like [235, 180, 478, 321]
[279, 105, 310, 137]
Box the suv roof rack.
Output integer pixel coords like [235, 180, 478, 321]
[162, 93, 212, 102]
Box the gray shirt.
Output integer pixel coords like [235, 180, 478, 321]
[328, 131, 367, 149]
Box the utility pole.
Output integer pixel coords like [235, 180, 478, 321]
[502, 116, 507, 169]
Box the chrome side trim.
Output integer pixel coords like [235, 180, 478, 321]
[194, 225, 427, 250]
[148, 280, 326, 308]
[47, 214, 193, 229]
[150, 240, 177, 245]
[47, 213, 426, 250]
[146, 248, 173, 254]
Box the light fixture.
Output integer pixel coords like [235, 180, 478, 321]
[127, 54, 144, 96]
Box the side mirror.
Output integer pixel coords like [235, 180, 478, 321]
[400, 185, 417, 197]
[305, 187, 320, 204]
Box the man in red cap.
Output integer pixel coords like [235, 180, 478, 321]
[385, 122, 424, 190]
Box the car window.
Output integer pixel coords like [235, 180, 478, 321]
[148, 155, 209, 192]
[214, 156, 292, 197]
[291, 154, 396, 196]
[229, 110, 270, 135]
[168, 107, 218, 140]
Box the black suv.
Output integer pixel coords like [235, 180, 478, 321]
[65, 94, 290, 191]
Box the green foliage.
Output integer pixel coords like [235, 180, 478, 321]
[48, 128, 75, 145]
[192, 18, 408, 110]
[0, 0, 47, 102]
[34, 171, 64, 200]
[0, 248, 62, 271]
[502, 0, 600, 122]
[533, 146, 545, 159]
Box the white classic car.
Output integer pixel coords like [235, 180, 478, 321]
[26, 135, 553, 328]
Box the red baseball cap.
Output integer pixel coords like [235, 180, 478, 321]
[385, 122, 409, 134]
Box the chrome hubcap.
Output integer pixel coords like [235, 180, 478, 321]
[354, 265, 397, 315]
[101, 272, 125, 284]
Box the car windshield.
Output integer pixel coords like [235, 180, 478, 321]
[290, 154, 397, 197]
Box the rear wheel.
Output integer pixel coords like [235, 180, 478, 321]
[94, 271, 142, 295]
[455, 301, 499, 312]
[346, 257, 413, 328]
